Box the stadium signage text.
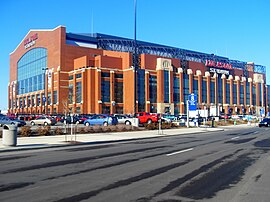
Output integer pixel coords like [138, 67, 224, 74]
[209, 68, 230, 75]
[24, 33, 38, 49]
[205, 60, 232, 69]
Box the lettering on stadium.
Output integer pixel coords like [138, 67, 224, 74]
[24, 33, 38, 49]
[205, 60, 232, 69]
[209, 68, 230, 75]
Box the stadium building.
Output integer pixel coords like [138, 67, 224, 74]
[8, 26, 270, 116]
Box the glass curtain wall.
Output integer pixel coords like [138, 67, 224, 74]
[17, 48, 47, 94]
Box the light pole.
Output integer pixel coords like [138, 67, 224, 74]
[42, 67, 48, 114]
[133, 0, 138, 115]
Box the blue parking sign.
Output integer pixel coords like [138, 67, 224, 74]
[188, 93, 197, 111]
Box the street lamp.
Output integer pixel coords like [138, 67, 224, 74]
[42, 67, 48, 114]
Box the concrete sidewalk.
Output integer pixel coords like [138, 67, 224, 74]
[0, 124, 256, 152]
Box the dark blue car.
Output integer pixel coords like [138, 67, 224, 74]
[84, 114, 118, 126]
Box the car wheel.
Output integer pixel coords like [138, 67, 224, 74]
[125, 121, 131, 125]
[103, 122, 108, 126]
[85, 122, 90, 127]
[44, 122, 48, 126]
[147, 119, 152, 124]
[31, 121, 35, 126]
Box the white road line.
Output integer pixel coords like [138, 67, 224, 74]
[231, 136, 240, 140]
[166, 148, 194, 156]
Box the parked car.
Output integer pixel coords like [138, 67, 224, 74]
[84, 114, 118, 126]
[0, 116, 26, 127]
[113, 114, 133, 125]
[219, 113, 230, 119]
[161, 114, 177, 123]
[59, 116, 81, 124]
[30, 116, 57, 126]
[135, 112, 159, 124]
[258, 118, 270, 127]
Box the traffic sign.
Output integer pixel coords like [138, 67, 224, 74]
[188, 93, 197, 111]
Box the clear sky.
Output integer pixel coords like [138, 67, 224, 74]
[1, 0, 270, 111]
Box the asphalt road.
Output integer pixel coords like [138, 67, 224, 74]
[0, 127, 270, 202]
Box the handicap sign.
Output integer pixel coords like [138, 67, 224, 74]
[188, 93, 197, 111]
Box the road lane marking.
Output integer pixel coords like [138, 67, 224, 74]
[166, 148, 194, 156]
[231, 136, 240, 140]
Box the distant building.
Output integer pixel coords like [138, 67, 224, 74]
[8, 26, 270, 116]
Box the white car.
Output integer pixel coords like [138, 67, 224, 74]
[114, 114, 133, 125]
[30, 116, 57, 126]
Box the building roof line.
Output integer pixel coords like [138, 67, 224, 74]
[10, 25, 66, 55]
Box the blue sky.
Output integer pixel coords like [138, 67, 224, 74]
[1, 0, 270, 111]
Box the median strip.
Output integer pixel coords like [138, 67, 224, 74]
[166, 148, 194, 156]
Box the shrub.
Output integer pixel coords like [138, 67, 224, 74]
[93, 125, 103, 133]
[54, 127, 64, 136]
[19, 126, 32, 137]
[36, 126, 52, 136]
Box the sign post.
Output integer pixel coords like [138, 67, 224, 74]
[187, 93, 197, 127]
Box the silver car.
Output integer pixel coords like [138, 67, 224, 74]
[30, 116, 57, 126]
[0, 116, 26, 127]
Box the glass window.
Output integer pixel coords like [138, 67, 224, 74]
[75, 73, 82, 79]
[218, 76, 222, 104]
[17, 48, 47, 94]
[240, 84, 244, 105]
[53, 91, 57, 104]
[101, 72, 110, 78]
[233, 83, 237, 104]
[193, 79, 198, 95]
[76, 82, 82, 103]
[183, 74, 189, 113]
[226, 83, 230, 104]
[102, 105, 110, 114]
[48, 92, 51, 105]
[69, 75, 74, 80]
[210, 81, 215, 103]
[37, 94, 41, 106]
[101, 79, 110, 102]
[149, 75, 157, 103]
[173, 76, 180, 104]
[259, 83, 262, 106]
[115, 74, 123, 78]
[69, 84, 74, 104]
[76, 107, 81, 114]
[115, 81, 123, 103]
[252, 85, 256, 106]
[202, 80, 207, 103]
[164, 70, 170, 103]
[137, 69, 145, 112]
[246, 83, 250, 105]
[31, 95, 35, 106]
